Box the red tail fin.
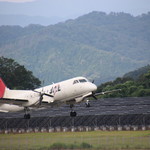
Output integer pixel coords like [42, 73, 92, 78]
[0, 78, 6, 98]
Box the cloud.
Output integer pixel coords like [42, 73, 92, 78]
[0, 0, 37, 2]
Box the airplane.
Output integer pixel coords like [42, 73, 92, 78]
[0, 77, 98, 119]
[0, 77, 121, 119]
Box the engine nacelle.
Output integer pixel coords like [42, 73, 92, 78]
[75, 97, 83, 103]
[42, 96, 54, 104]
[66, 97, 83, 105]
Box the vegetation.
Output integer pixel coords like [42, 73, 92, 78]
[0, 131, 149, 150]
[0, 55, 149, 97]
[97, 65, 150, 98]
[0, 12, 150, 84]
[50, 142, 92, 149]
[0, 56, 41, 89]
[124, 65, 150, 80]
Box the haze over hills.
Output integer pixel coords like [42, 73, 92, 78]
[0, 14, 64, 26]
[0, 11, 150, 85]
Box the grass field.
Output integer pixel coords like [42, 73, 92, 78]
[0, 131, 150, 150]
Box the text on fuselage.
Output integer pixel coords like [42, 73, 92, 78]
[50, 84, 61, 95]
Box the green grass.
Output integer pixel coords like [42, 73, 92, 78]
[0, 131, 150, 150]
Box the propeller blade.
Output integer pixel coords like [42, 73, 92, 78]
[39, 94, 44, 105]
[33, 90, 54, 105]
[92, 92, 97, 100]
[43, 93, 54, 97]
[92, 94, 97, 100]
[34, 90, 54, 97]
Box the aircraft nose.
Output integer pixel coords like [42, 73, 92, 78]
[91, 83, 97, 91]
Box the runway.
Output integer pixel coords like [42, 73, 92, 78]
[0, 97, 150, 118]
[0, 97, 150, 132]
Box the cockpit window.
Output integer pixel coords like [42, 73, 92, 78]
[79, 79, 87, 83]
[73, 80, 79, 84]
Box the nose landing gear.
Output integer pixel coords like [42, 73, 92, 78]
[85, 100, 91, 107]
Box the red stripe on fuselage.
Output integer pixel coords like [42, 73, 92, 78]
[0, 78, 6, 98]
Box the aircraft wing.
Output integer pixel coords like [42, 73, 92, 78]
[0, 98, 28, 105]
[95, 89, 121, 96]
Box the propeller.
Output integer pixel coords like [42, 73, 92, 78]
[34, 90, 54, 106]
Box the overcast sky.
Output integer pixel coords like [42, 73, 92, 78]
[0, 0, 150, 20]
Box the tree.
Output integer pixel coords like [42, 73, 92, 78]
[138, 71, 150, 88]
[96, 67, 150, 98]
[0, 56, 41, 90]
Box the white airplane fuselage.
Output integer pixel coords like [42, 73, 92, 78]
[0, 77, 97, 113]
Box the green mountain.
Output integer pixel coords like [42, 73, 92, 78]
[0, 12, 150, 84]
[123, 65, 150, 80]
[97, 65, 150, 97]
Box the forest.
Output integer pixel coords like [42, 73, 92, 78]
[97, 65, 150, 98]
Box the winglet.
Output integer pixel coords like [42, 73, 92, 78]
[0, 78, 6, 98]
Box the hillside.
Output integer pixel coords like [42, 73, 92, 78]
[0, 12, 150, 84]
[123, 65, 150, 80]
[97, 65, 150, 97]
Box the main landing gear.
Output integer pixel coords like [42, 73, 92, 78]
[24, 107, 31, 119]
[70, 104, 77, 117]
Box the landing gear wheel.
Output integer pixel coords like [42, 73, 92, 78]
[24, 114, 31, 119]
[85, 102, 90, 107]
[24, 107, 31, 119]
[70, 111, 77, 117]
[85, 100, 91, 107]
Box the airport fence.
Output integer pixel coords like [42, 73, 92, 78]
[0, 114, 150, 134]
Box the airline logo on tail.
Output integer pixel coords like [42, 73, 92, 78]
[0, 78, 6, 98]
